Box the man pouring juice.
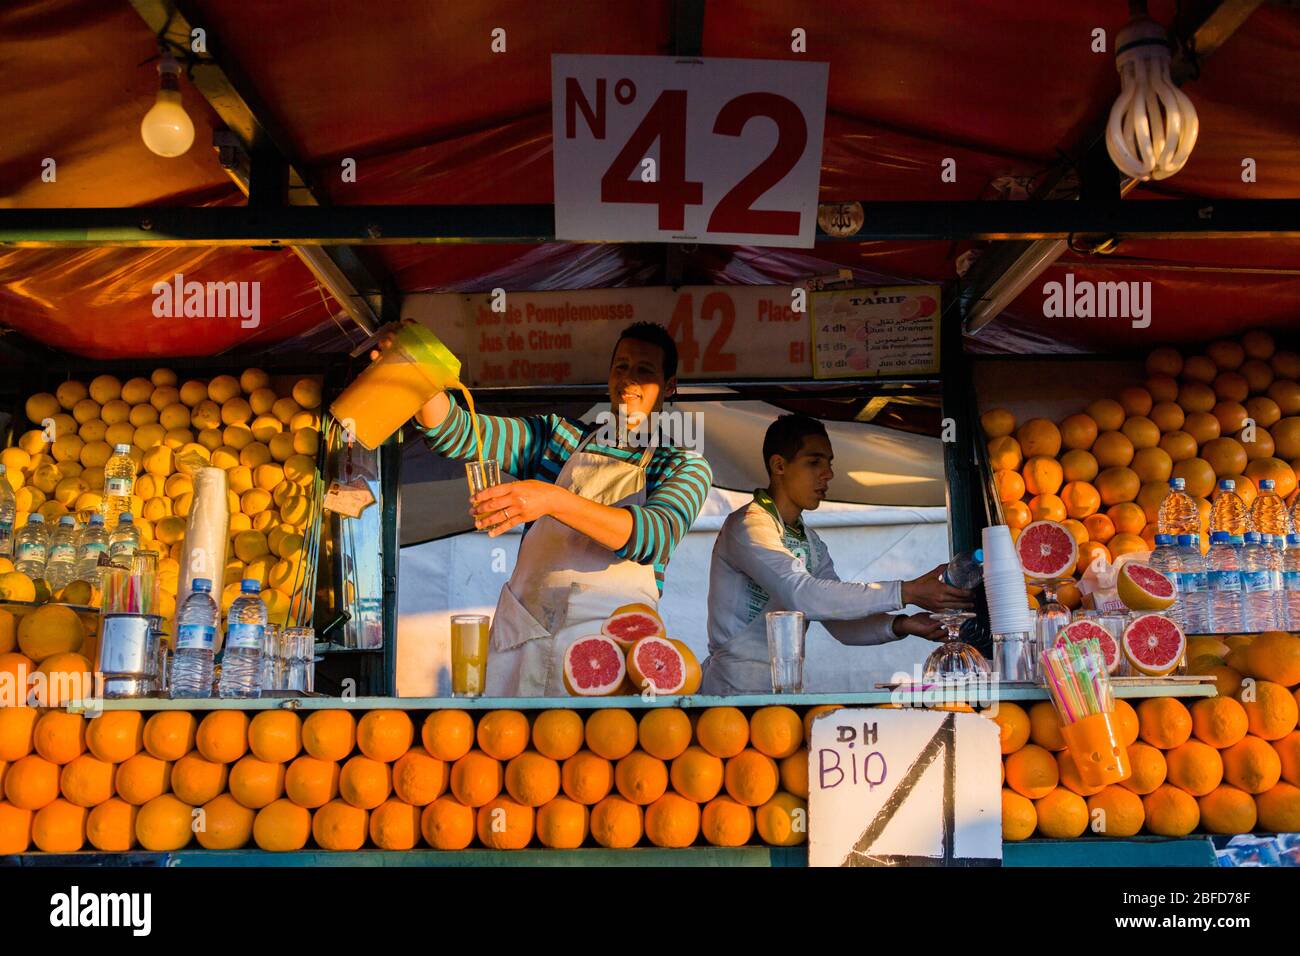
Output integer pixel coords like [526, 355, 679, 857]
[367, 321, 712, 696]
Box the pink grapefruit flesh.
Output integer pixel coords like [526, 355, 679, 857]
[601, 609, 664, 649]
[626, 636, 686, 695]
[1116, 562, 1176, 612]
[1122, 614, 1186, 677]
[1017, 520, 1079, 581]
[563, 635, 627, 696]
[1055, 620, 1121, 674]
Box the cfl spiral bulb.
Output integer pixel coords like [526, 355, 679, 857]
[1105, 17, 1199, 181]
[141, 53, 195, 158]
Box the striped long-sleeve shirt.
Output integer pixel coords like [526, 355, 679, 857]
[420, 396, 712, 594]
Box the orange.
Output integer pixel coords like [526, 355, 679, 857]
[1255, 781, 1300, 833]
[1200, 437, 1247, 477]
[421, 710, 473, 762]
[312, 798, 368, 851]
[1240, 680, 1298, 741]
[1270, 380, 1300, 415]
[1159, 430, 1198, 463]
[637, 709, 692, 761]
[1092, 431, 1135, 469]
[1059, 413, 1099, 451]
[504, 751, 561, 807]
[295, 710, 354, 763]
[1027, 701, 1066, 751]
[33, 710, 85, 765]
[4, 754, 59, 810]
[1062, 519, 1089, 548]
[421, 795, 476, 850]
[1246, 396, 1282, 429]
[1146, 374, 1180, 403]
[1086, 784, 1145, 836]
[352, 710, 412, 763]
[1276, 730, 1300, 786]
[748, 706, 803, 759]
[1213, 398, 1249, 432]
[1187, 355, 1221, 382]
[1179, 381, 1217, 414]
[1197, 784, 1257, 835]
[670, 745, 725, 802]
[803, 704, 845, 744]
[535, 796, 588, 849]
[644, 792, 700, 848]
[980, 408, 1016, 438]
[993, 469, 1025, 503]
[32, 652, 92, 707]
[1242, 330, 1275, 361]
[249, 710, 303, 763]
[989, 702, 1030, 754]
[1001, 788, 1037, 841]
[723, 749, 779, 807]
[1121, 416, 1159, 450]
[1142, 783, 1200, 836]
[476, 796, 534, 849]
[59, 754, 114, 808]
[1207, 340, 1245, 370]
[135, 793, 193, 851]
[1131, 447, 1173, 484]
[170, 752, 229, 806]
[1149, 401, 1185, 433]
[590, 794, 643, 848]
[1096, 468, 1140, 507]
[1027, 494, 1066, 523]
[780, 748, 809, 798]
[1086, 399, 1125, 432]
[142, 711, 196, 762]
[1165, 740, 1224, 796]
[1062, 447, 1103, 484]
[195, 711, 250, 764]
[448, 750, 500, 808]
[1203, 664, 1245, 698]
[86, 798, 138, 851]
[1004, 744, 1058, 799]
[1056, 749, 1103, 797]
[284, 755, 341, 809]
[1119, 386, 1154, 418]
[1274, 418, 1300, 459]
[477, 710, 530, 761]
[1022, 456, 1063, 497]
[1244, 457, 1297, 499]
[1003, 500, 1032, 530]
[987, 436, 1023, 472]
[614, 751, 668, 806]
[1059, 481, 1099, 519]
[0, 652, 33, 703]
[1191, 697, 1248, 749]
[253, 798, 311, 852]
[1016, 419, 1061, 458]
[1081, 513, 1115, 544]
[369, 798, 422, 850]
[1119, 743, 1167, 795]
[1075, 541, 1112, 577]
[1106, 500, 1145, 535]
[561, 750, 613, 805]
[113, 753, 171, 806]
[1034, 787, 1088, 838]
[16, 603, 84, 663]
[701, 795, 754, 847]
[1137, 697, 1191, 749]
[755, 792, 807, 846]
[32, 798, 86, 852]
[1146, 347, 1184, 377]
[1184, 412, 1222, 446]
[1135, 481, 1169, 523]
[531, 709, 585, 761]
[0, 800, 32, 854]
[390, 746, 445, 806]
[1221, 736, 1282, 794]
[696, 706, 749, 758]
[227, 756, 285, 809]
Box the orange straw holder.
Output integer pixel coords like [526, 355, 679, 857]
[1060, 711, 1131, 787]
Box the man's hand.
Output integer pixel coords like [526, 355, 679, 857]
[900, 564, 975, 611]
[891, 612, 946, 642]
[471, 479, 565, 538]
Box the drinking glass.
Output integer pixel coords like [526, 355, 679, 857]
[922, 611, 988, 681]
[1035, 578, 1074, 673]
[284, 627, 315, 693]
[466, 459, 504, 529]
[451, 614, 490, 697]
[766, 611, 805, 693]
[261, 624, 282, 692]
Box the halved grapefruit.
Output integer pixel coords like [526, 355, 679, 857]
[1115, 562, 1176, 612]
[1016, 520, 1079, 581]
[669, 639, 701, 695]
[1054, 620, 1121, 674]
[601, 603, 665, 650]
[562, 635, 627, 696]
[1122, 614, 1186, 677]
[626, 636, 686, 695]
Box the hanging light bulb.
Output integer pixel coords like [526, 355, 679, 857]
[140, 52, 195, 157]
[1105, 13, 1199, 181]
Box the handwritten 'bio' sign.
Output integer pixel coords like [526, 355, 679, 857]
[807, 709, 1001, 867]
[551, 55, 828, 248]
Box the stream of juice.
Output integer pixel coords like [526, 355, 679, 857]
[453, 380, 485, 462]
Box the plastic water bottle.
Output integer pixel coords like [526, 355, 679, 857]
[1176, 534, 1210, 634]
[1209, 479, 1250, 537]
[13, 513, 49, 579]
[1148, 534, 1183, 628]
[219, 579, 266, 699]
[0, 465, 16, 559]
[44, 516, 80, 591]
[1283, 534, 1300, 629]
[1157, 477, 1200, 537]
[172, 578, 218, 699]
[101, 443, 136, 530]
[1250, 479, 1288, 537]
[74, 514, 108, 583]
[1289, 497, 1300, 536]
[1240, 532, 1279, 631]
[1264, 534, 1285, 626]
[942, 549, 984, 589]
[1206, 531, 1244, 633]
[108, 512, 140, 568]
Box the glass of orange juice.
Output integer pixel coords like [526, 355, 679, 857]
[450, 614, 490, 697]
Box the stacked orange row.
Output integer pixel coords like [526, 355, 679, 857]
[0, 705, 815, 854]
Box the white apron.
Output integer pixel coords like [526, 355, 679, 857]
[485, 433, 659, 697]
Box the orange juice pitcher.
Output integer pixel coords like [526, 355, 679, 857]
[330, 323, 462, 449]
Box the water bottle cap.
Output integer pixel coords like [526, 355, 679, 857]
[1154, 534, 1174, 546]
[28, 513, 43, 523]
[973, 549, 984, 564]
[88, 514, 103, 525]
[1290, 535, 1300, 547]
[1259, 479, 1275, 491]
[192, 578, 212, 592]
[1211, 531, 1230, 544]
[1177, 534, 1197, 546]
[113, 443, 131, 454]
[240, 578, 261, 593]
[1230, 535, 1245, 546]
[1219, 479, 1235, 491]
[1169, 477, 1185, 490]
[118, 513, 133, 524]
[1244, 531, 1261, 544]
[59, 516, 74, 526]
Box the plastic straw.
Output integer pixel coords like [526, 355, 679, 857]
[1039, 637, 1115, 725]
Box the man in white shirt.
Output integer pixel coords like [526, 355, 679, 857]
[701, 414, 974, 695]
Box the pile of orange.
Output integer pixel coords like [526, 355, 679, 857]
[0, 704, 812, 853]
[995, 635, 1300, 841]
[982, 331, 1300, 610]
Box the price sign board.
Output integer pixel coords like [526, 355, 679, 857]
[811, 286, 941, 379]
[808, 708, 1001, 867]
[552, 55, 828, 248]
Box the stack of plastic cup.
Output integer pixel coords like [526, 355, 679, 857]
[982, 525, 1036, 681]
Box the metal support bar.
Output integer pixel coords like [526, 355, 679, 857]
[938, 313, 979, 555]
